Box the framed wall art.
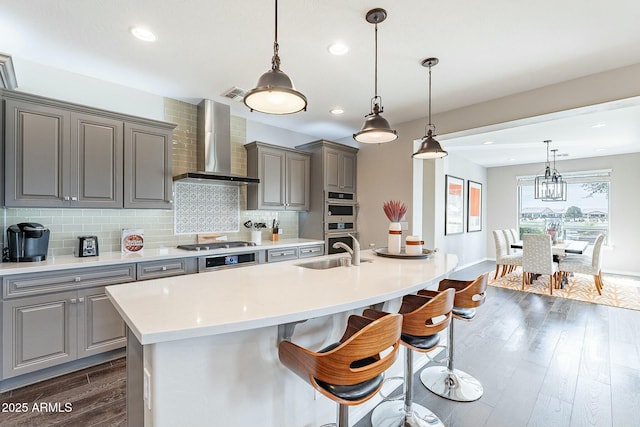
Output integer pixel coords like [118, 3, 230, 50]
[445, 175, 464, 235]
[467, 180, 482, 232]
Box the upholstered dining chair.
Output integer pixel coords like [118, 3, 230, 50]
[493, 230, 522, 279]
[522, 233, 559, 295]
[502, 229, 517, 254]
[559, 234, 606, 294]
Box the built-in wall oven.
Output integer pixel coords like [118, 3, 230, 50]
[325, 191, 357, 233]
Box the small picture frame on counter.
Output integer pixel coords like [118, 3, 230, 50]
[122, 228, 144, 253]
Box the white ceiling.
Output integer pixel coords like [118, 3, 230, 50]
[2, 0, 640, 167]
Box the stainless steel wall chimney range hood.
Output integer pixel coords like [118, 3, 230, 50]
[173, 99, 260, 185]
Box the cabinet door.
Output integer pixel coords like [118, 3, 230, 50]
[77, 288, 126, 358]
[258, 147, 286, 209]
[324, 147, 341, 192]
[2, 292, 77, 378]
[340, 151, 357, 193]
[4, 100, 70, 207]
[124, 122, 173, 209]
[285, 151, 310, 211]
[71, 113, 124, 208]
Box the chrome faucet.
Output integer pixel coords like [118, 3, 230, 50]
[332, 233, 360, 266]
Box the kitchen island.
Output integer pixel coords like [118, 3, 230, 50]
[106, 250, 458, 427]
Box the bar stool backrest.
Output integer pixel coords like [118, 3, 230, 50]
[399, 288, 455, 337]
[437, 272, 488, 310]
[279, 313, 402, 389]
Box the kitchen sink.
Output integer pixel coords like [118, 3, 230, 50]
[297, 258, 373, 270]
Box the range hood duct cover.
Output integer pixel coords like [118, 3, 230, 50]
[173, 99, 259, 184]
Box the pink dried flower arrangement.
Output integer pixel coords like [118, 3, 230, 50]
[383, 200, 407, 222]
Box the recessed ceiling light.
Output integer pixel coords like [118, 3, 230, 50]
[328, 42, 349, 55]
[509, 158, 516, 161]
[330, 108, 344, 115]
[130, 26, 157, 42]
[596, 148, 607, 152]
[592, 123, 606, 128]
[483, 141, 494, 145]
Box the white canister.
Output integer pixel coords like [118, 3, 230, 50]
[405, 235, 424, 255]
[388, 222, 402, 254]
[250, 230, 262, 245]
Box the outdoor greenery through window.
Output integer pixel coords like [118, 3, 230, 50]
[517, 170, 610, 244]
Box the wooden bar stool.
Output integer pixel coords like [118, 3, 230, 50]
[278, 313, 403, 427]
[419, 273, 488, 402]
[363, 288, 454, 427]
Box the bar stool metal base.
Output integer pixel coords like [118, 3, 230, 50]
[371, 400, 444, 427]
[420, 365, 483, 402]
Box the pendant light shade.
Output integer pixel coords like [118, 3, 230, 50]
[243, 0, 307, 115]
[353, 8, 397, 144]
[413, 57, 448, 159]
[534, 140, 567, 201]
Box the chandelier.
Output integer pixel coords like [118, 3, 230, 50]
[534, 140, 567, 201]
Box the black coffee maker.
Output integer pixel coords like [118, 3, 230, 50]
[5, 222, 51, 262]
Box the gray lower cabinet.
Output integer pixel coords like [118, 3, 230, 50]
[1, 286, 126, 379]
[267, 244, 324, 263]
[136, 258, 197, 281]
[246, 141, 310, 211]
[1, 264, 135, 379]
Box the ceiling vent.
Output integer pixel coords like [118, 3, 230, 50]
[221, 86, 247, 102]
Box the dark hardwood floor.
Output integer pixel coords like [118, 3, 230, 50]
[0, 358, 126, 427]
[2, 261, 639, 427]
[356, 261, 640, 427]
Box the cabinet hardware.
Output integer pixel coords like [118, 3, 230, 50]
[71, 196, 78, 201]
[78, 297, 85, 303]
[75, 277, 81, 282]
[70, 298, 77, 304]
[64, 196, 71, 201]
[161, 266, 167, 271]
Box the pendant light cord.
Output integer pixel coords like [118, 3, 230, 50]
[374, 21, 378, 99]
[271, 0, 280, 70]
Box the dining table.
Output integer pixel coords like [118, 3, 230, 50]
[510, 239, 589, 256]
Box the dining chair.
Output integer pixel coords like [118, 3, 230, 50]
[558, 234, 605, 294]
[522, 233, 559, 295]
[502, 229, 517, 255]
[493, 230, 522, 279]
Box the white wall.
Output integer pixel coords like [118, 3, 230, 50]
[13, 58, 165, 120]
[487, 153, 640, 276]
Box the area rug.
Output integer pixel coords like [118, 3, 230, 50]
[489, 270, 640, 311]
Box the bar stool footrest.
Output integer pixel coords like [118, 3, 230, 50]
[371, 400, 444, 427]
[420, 365, 483, 402]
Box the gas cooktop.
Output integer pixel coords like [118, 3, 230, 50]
[177, 241, 256, 251]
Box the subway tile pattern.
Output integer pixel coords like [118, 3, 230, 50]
[174, 182, 240, 234]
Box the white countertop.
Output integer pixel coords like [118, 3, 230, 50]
[106, 251, 458, 345]
[0, 238, 324, 275]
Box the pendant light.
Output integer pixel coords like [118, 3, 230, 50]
[412, 57, 448, 159]
[534, 140, 567, 201]
[243, 0, 307, 115]
[353, 8, 397, 144]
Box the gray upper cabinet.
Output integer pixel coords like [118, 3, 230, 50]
[124, 122, 173, 209]
[245, 141, 310, 211]
[324, 146, 357, 193]
[296, 140, 358, 194]
[4, 100, 71, 207]
[2, 90, 175, 209]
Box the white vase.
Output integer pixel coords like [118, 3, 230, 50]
[250, 230, 262, 245]
[388, 222, 402, 254]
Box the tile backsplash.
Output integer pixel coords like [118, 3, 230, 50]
[174, 182, 240, 234]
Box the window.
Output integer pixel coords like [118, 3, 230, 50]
[517, 170, 610, 244]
